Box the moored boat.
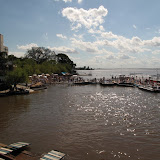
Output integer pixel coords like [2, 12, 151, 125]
[99, 79, 116, 86]
[117, 82, 134, 87]
[137, 85, 160, 92]
[100, 82, 115, 86]
[74, 81, 87, 85]
[30, 82, 47, 91]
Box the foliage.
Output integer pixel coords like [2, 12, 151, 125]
[8, 55, 17, 62]
[26, 47, 56, 64]
[2, 47, 76, 86]
[57, 53, 74, 66]
[76, 66, 93, 70]
[5, 67, 28, 86]
[0, 54, 7, 75]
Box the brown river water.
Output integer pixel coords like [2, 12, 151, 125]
[0, 69, 160, 160]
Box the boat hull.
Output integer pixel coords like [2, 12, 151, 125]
[100, 83, 115, 86]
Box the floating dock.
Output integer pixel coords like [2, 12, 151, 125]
[0, 142, 65, 160]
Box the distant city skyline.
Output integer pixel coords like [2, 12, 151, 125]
[1, 0, 160, 68]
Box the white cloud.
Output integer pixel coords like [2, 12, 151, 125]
[69, 56, 80, 60]
[62, 5, 108, 30]
[63, 0, 72, 2]
[70, 38, 117, 55]
[92, 34, 151, 54]
[8, 51, 25, 58]
[152, 50, 160, 55]
[17, 43, 38, 50]
[133, 25, 137, 29]
[143, 37, 160, 46]
[54, 0, 83, 3]
[87, 54, 119, 68]
[55, 0, 72, 2]
[73, 34, 83, 39]
[131, 36, 142, 45]
[150, 57, 160, 65]
[78, 0, 83, 4]
[101, 31, 119, 39]
[71, 38, 99, 53]
[86, 29, 160, 55]
[48, 46, 78, 54]
[99, 25, 105, 31]
[106, 55, 116, 60]
[70, 25, 160, 58]
[71, 23, 82, 31]
[118, 54, 131, 59]
[109, 38, 143, 53]
[56, 34, 67, 39]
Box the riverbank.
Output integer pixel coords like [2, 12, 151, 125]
[1, 71, 160, 97]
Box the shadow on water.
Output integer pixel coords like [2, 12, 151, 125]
[0, 95, 31, 142]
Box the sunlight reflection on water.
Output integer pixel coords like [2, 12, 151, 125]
[0, 84, 160, 160]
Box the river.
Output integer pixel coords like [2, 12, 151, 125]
[0, 68, 160, 160]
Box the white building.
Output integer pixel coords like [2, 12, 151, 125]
[0, 34, 8, 57]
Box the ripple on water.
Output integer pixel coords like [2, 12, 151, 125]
[1, 85, 160, 160]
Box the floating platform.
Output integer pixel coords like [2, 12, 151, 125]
[0, 142, 65, 160]
[40, 150, 65, 160]
[0, 142, 31, 160]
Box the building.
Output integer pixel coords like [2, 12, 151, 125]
[0, 34, 8, 57]
[0, 34, 8, 79]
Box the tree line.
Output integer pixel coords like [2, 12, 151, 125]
[0, 47, 76, 89]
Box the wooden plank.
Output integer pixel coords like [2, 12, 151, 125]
[43, 155, 59, 160]
[9, 143, 25, 148]
[50, 150, 65, 157]
[10, 143, 24, 146]
[10, 142, 29, 146]
[40, 150, 65, 160]
[9, 145, 21, 148]
[0, 147, 13, 152]
[48, 152, 62, 158]
[17, 142, 30, 145]
[11, 142, 29, 147]
[0, 151, 7, 155]
[46, 154, 60, 159]
[40, 158, 51, 160]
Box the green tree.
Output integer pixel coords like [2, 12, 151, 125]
[7, 55, 17, 62]
[5, 67, 28, 87]
[0, 54, 7, 75]
[56, 53, 74, 66]
[26, 47, 56, 64]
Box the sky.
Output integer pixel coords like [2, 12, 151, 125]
[0, 0, 160, 68]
